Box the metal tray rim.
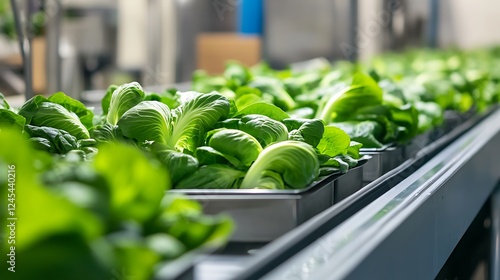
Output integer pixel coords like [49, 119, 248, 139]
[169, 161, 367, 196]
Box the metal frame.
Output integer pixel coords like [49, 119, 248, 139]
[10, 0, 33, 99]
[172, 165, 364, 243]
[491, 185, 500, 279]
[230, 108, 498, 280]
[247, 108, 500, 280]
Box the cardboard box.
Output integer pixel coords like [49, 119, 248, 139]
[32, 37, 46, 94]
[0, 36, 45, 95]
[197, 33, 261, 74]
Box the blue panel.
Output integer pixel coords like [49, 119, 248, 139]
[238, 0, 263, 35]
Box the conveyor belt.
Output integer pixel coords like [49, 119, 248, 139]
[230, 108, 500, 279]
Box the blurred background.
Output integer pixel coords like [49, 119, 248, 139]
[2, 0, 500, 104]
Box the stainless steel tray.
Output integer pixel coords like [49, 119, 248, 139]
[359, 109, 479, 184]
[333, 164, 364, 203]
[360, 146, 405, 184]
[170, 165, 364, 243]
[403, 130, 431, 159]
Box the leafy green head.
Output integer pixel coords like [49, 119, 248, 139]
[240, 140, 319, 189]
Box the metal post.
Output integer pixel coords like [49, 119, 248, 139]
[10, 0, 33, 99]
[428, 0, 439, 48]
[24, 0, 33, 98]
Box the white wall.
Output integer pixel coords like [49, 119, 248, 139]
[439, 0, 500, 49]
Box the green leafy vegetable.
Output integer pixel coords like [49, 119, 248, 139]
[241, 140, 319, 189]
[176, 165, 245, 189]
[235, 102, 290, 121]
[101, 84, 117, 115]
[332, 121, 385, 148]
[224, 61, 252, 89]
[118, 101, 172, 144]
[0, 109, 25, 131]
[93, 142, 169, 223]
[106, 82, 145, 125]
[24, 125, 79, 154]
[170, 92, 230, 152]
[207, 128, 262, 167]
[317, 126, 351, 157]
[20, 100, 90, 139]
[248, 77, 296, 111]
[282, 118, 324, 147]
[195, 146, 241, 167]
[236, 114, 289, 147]
[316, 73, 383, 122]
[0, 92, 11, 109]
[48, 92, 94, 129]
[151, 144, 199, 185]
[119, 93, 230, 153]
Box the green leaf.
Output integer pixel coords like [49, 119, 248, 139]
[192, 70, 227, 93]
[0, 128, 102, 264]
[286, 107, 315, 119]
[319, 166, 340, 176]
[346, 141, 363, 159]
[106, 82, 145, 125]
[175, 165, 246, 189]
[237, 114, 289, 147]
[195, 146, 242, 168]
[234, 87, 266, 111]
[101, 84, 117, 115]
[241, 140, 319, 189]
[322, 156, 350, 173]
[422, 80, 456, 110]
[235, 93, 263, 110]
[248, 77, 296, 110]
[0, 92, 11, 109]
[24, 125, 79, 154]
[0, 109, 25, 131]
[78, 139, 96, 148]
[108, 237, 160, 280]
[93, 142, 170, 223]
[387, 104, 419, 142]
[255, 170, 285, 190]
[283, 78, 306, 97]
[169, 92, 230, 152]
[144, 90, 180, 109]
[415, 101, 443, 133]
[316, 72, 383, 122]
[207, 129, 262, 167]
[319, 70, 344, 87]
[227, 99, 239, 117]
[18, 95, 48, 123]
[152, 144, 199, 185]
[235, 102, 290, 121]
[48, 92, 95, 130]
[118, 101, 173, 144]
[224, 61, 252, 89]
[453, 92, 474, 113]
[21, 102, 90, 139]
[379, 79, 406, 106]
[332, 121, 385, 148]
[317, 126, 351, 157]
[91, 123, 128, 144]
[29, 137, 54, 152]
[119, 93, 230, 153]
[282, 118, 324, 147]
